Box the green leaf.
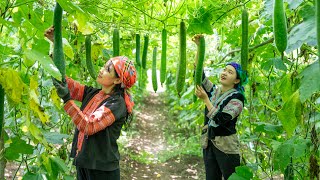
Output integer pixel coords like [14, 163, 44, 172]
[286, 0, 304, 9]
[187, 6, 214, 35]
[43, 132, 70, 144]
[64, 176, 74, 180]
[56, 0, 86, 14]
[254, 122, 283, 135]
[286, 11, 316, 53]
[299, 2, 315, 20]
[33, 38, 50, 55]
[41, 154, 54, 179]
[261, 57, 287, 71]
[228, 174, 247, 180]
[28, 122, 48, 146]
[22, 172, 45, 180]
[62, 38, 74, 59]
[277, 91, 302, 137]
[102, 49, 112, 60]
[277, 73, 299, 102]
[292, 138, 310, 159]
[0, 69, 27, 103]
[75, 11, 95, 35]
[0, 44, 15, 60]
[5, 137, 34, 160]
[299, 61, 320, 102]
[229, 166, 253, 180]
[19, 5, 45, 31]
[24, 49, 62, 81]
[262, 0, 304, 19]
[274, 142, 294, 172]
[50, 156, 68, 172]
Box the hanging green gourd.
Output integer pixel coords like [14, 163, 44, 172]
[176, 21, 187, 97]
[85, 35, 96, 79]
[241, 8, 249, 71]
[135, 34, 141, 66]
[152, 47, 158, 93]
[142, 34, 149, 69]
[316, 0, 320, 64]
[160, 29, 167, 85]
[273, 0, 287, 60]
[53, 2, 66, 79]
[113, 28, 120, 57]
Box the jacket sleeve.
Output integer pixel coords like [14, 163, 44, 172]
[206, 98, 243, 126]
[63, 97, 126, 135]
[65, 77, 85, 102]
[201, 71, 215, 97]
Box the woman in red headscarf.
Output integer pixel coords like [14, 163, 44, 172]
[46, 27, 137, 180]
[54, 56, 136, 180]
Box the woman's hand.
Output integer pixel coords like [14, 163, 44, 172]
[195, 85, 208, 100]
[44, 26, 54, 42]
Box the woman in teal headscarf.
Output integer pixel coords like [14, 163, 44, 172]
[193, 35, 248, 180]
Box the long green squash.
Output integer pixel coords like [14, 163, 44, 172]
[135, 34, 141, 66]
[241, 8, 249, 71]
[195, 35, 205, 86]
[152, 47, 158, 92]
[176, 21, 186, 97]
[273, 0, 287, 58]
[113, 28, 120, 57]
[53, 2, 66, 79]
[0, 86, 4, 138]
[142, 34, 149, 69]
[160, 29, 167, 85]
[316, 0, 320, 64]
[85, 35, 96, 79]
[194, 35, 205, 102]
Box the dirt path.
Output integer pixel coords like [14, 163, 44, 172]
[120, 92, 205, 180]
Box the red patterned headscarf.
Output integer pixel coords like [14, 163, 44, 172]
[111, 56, 137, 113]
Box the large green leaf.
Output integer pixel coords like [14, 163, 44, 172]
[0, 69, 27, 103]
[261, 57, 288, 71]
[22, 172, 45, 180]
[5, 137, 34, 160]
[229, 166, 253, 180]
[274, 137, 310, 173]
[43, 132, 70, 144]
[286, 0, 304, 9]
[262, 0, 304, 19]
[299, 61, 320, 102]
[27, 122, 48, 147]
[274, 142, 294, 172]
[24, 49, 62, 81]
[0, 44, 15, 60]
[56, 0, 95, 35]
[277, 91, 302, 137]
[286, 4, 316, 53]
[50, 156, 68, 173]
[64, 176, 74, 180]
[254, 122, 283, 135]
[291, 138, 310, 159]
[276, 72, 300, 102]
[187, 6, 214, 35]
[41, 154, 55, 179]
[19, 5, 45, 31]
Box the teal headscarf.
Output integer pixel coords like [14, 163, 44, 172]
[226, 62, 248, 99]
